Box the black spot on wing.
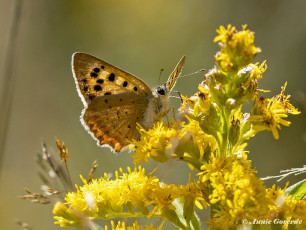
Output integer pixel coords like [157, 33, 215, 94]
[108, 73, 115, 82]
[94, 85, 102, 91]
[93, 68, 100, 73]
[123, 81, 128, 87]
[91, 72, 98, 78]
[96, 79, 104, 84]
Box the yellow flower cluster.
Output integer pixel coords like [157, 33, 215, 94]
[250, 82, 300, 139]
[180, 86, 221, 155]
[199, 155, 306, 229]
[132, 120, 216, 170]
[214, 24, 262, 72]
[199, 154, 271, 228]
[53, 166, 204, 228]
[131, 122, 178, 164]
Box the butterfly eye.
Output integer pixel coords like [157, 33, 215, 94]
[156, 87, 165, 95]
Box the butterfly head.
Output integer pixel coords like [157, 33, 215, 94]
[155, 83, 170, 96]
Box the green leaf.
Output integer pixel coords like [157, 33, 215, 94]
[161, 198, 200, 230]
[171, 198, 200, 230]
[161, 206, 188, 230]
[285, 179, 306, 199]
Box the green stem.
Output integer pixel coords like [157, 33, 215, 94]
[220, 108, 229, 155]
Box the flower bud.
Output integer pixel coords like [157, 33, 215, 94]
[229, 117, 240, 147]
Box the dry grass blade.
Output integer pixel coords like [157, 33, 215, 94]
[37, 141, 74, 192]
[18, 188, 50, 204]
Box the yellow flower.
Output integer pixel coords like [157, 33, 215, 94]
[53, 202, 85, 227]
[179, 119, 217, 161]
[247, 61, 267, 80]
[178, 175, 207, 222]
[250, 82, 300, 139]
[180, 83, 212, 115]
[146, 184, 179, 218]
[214, 24, 236, 43]
[131, 122, 178, 164]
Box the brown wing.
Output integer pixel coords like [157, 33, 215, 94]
[82, 93, 150, 152]
[166, 56, 185, 91]
[72, 52, 153, 106]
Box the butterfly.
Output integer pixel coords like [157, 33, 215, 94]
[72, 53, 185, 152]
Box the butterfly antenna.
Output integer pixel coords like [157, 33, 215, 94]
[158, 68, 164, 85]
[165, 68, 206, 85]
[178, 68, 206, 79]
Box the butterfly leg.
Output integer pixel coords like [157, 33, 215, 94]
[171, 91, 183, 103]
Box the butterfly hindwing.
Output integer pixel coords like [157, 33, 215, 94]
[82, 93, 149, 152]
[72, 52, 153, 106]
[167, 56, 185, 91]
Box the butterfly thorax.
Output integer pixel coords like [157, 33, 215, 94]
[142, 84, 170, 129]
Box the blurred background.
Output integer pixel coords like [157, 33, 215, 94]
[0, 0, 305, 229]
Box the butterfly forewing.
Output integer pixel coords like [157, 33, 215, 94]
[72, 52, 153, 106]
[166, 56, 185, 91]
[82, 93, 149, 152]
